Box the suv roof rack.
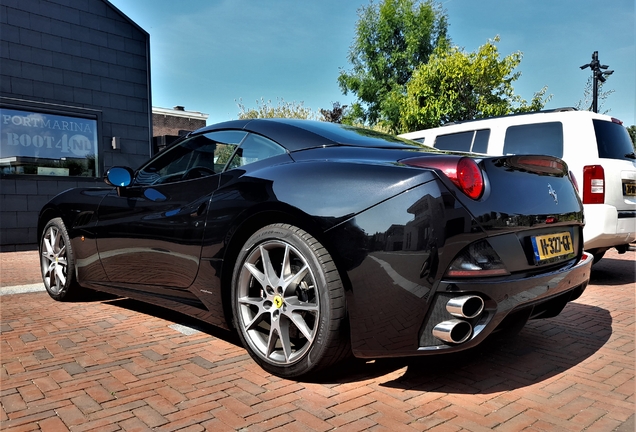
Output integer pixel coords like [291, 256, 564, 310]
[442, 107, 578, 126]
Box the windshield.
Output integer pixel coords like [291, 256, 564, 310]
[593, 119, 635, 160]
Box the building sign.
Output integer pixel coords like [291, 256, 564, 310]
[0, 108, 98, 176]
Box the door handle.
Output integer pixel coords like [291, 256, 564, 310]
[191, 202, 207, 217]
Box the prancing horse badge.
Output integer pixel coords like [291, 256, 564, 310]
[548, 183, 558, 204]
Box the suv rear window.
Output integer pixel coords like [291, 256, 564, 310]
[503, 122, 563, 158]
[593, 119, 635, 160]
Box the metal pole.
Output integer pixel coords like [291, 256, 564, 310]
[592, 67, 598, 113]
[581, 51, 612, 113]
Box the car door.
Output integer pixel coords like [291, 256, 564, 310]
[95, 130, 247, 290]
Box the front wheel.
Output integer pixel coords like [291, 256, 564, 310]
[231, 224, 349, 378]
[40, 217, 80, 301]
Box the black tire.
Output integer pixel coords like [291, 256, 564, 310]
[591, 250, 606, 264]
[231, 223, 350, 378]
[40, 217, 80, 301]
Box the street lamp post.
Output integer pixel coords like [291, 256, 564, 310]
[580, 51, 613, 113]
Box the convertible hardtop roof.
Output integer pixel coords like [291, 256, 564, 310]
[195, 118, 420, 152]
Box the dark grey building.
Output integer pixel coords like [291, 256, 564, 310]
[1, 0, 152, 251]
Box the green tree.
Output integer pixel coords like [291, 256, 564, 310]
[627, 125, 636, 149]
[237, 97, 317, 119]
[320, 102, 348, 123]
[338, 0, 449, 130]
[400, 37, 550, 132]
[575, 76, 614, 114]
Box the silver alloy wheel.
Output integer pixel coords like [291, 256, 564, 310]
[237, 239, 319, 365]
[41, 224, 68, 294]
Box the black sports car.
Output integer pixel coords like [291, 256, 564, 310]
[39, 119, 592, 378]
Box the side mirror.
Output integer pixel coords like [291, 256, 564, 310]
[104, 167, 134, 187]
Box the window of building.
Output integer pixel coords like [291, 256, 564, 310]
[0, 108, 99, 176]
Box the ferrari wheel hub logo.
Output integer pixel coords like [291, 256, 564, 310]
[273, 296, 284, 309]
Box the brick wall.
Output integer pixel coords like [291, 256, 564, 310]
[0, 176, 104, 251]
[153, 113, 206, 137]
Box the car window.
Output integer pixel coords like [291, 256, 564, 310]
[435, 131, 473, 152]
[471, 129, 490, 153]
[134, 130, 247, 185]
[593, 119, 635, 160]
[434, 129, 490, 153]
[226, 133, 286, 170]
[503, 122, 563, 158]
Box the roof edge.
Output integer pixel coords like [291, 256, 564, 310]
[101, 0, 150, 37]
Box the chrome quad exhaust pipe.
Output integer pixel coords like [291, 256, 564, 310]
[446, 295, 484, 319]
[431, 295, 484, 344]
[432, 319, 473, 344]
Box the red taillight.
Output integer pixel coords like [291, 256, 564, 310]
[583, 165, 605, 204]
[457, 158, 484, 200]
[401, 156, 485, 200]
[611, 117, 623, 125]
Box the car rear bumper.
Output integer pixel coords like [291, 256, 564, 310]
[350, 252, 593, 358]
[583, 204, 636, 250]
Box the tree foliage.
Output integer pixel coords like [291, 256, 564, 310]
[237, 97, 317, 120]
[320, 102, 349, 123]
[338, 0, 449, 129]
[575, 76, 615, 114]
[627, 125, 636, 148]
[399, 37, 550, 132]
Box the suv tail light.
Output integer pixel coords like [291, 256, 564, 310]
[583, 165, 605, 204]
[401, 156, 485, 200]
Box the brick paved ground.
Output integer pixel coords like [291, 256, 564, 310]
[0, 249, 634, 431]
[0, 250, 41, 287]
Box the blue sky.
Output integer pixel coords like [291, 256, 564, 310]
[109, 0, 635, 127]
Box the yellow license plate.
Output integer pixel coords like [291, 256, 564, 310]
[531, 232, 574, 262]
[624, 182, 636, 196]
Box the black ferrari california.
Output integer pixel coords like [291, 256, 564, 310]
[39, 119, 592, 378]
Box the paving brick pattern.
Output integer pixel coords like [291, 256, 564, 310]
[0, 249, 634, 431]
[0, 251, 42, 287]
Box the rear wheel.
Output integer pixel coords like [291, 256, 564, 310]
[590, 249, 606, 264]
[40, 218, 80, 301]
[231, 224, 349, 378]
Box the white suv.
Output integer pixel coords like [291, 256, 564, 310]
[400, 108, 636, 262]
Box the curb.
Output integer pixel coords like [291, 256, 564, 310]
[0, 283, 46, 296]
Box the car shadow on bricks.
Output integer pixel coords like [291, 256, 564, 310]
[70, 289, 611, 388]
[380, 303, 612, 393]
[99, 297, 242, 345]
[590, 257, 635, 286]
[312, 302, 611, 388]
